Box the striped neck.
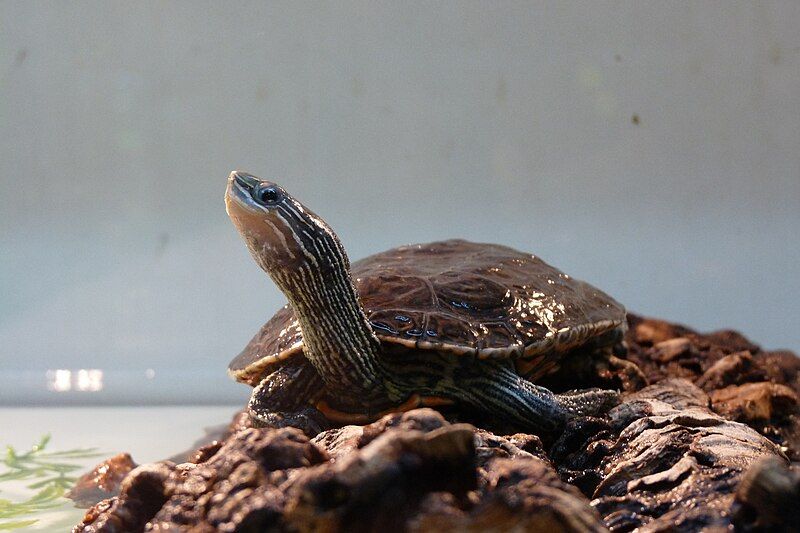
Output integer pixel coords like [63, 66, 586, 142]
[276, 259, 385, 397]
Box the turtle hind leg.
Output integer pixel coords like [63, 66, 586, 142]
[248, 361, 330, 436]
[443, 360, 619, 435]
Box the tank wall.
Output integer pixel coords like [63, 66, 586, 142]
[1, 1, 798, 404]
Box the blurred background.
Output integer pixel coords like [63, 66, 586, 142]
[2, 1, 798, 405]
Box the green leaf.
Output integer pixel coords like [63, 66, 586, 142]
[2, 449, 17, 469]
[0, 472, 29, 483]
[33, 435, 50, 453]
[0, 519, 39, 530]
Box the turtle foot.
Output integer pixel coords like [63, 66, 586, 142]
[555, 388, 620, 418]
[249, 406, 331, 437]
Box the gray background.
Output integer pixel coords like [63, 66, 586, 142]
[1, 1, 798, 405]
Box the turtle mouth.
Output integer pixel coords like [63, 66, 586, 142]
[230, 170, 260, 190]
[226, 171, 265, 214]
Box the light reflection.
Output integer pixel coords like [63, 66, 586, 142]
[46, 369, 72, 392]
[46, 369, 104, 392]
[77, 369, 103, 391]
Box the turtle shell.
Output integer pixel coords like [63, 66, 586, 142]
[229, 239, 626, 385]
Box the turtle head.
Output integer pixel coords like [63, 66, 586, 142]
[225, 170, 349, 281]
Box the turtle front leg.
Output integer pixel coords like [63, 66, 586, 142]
[444, 361, 619, 435]
[248, 361, 331, 436]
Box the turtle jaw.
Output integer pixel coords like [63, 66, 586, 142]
[225, 172, 304, 275]
[225, 171, 267, 218]
[225, 172, 263, 238]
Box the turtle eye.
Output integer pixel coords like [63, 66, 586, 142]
[254, 185, 281, 205]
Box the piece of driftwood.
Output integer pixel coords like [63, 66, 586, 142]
[67, 453, 138, 508]
[592, 379, 786, 531]
[72, 315, 799, 532]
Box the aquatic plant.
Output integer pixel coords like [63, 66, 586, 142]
[0, 435, 100, 530]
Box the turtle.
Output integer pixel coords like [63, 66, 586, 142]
[224, 170, 627, 435]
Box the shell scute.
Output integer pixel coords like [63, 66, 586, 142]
[368, 309, 427, 337]
[434, 272, 513, 321]
[424, 314, 478, 346]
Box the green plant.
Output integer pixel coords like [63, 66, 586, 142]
[0, 435, 101, 530]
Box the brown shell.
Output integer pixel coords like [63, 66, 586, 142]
[229, 239, 626, 385]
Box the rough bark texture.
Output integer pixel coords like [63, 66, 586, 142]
[72, 314, 799, 532]
[67, 453, 138, 508]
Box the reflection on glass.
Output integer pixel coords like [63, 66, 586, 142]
[76, 369, 103, 391]
[46, 369, 72, 392]
[46, 369, 104, 392]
